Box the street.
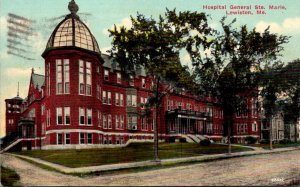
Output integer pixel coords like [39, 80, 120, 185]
[1, 150, 300, 186]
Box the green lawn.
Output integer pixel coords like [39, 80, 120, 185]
[1, 166, 20, 186]
[16, 143, 252, 168]
[250, 142, 300, 149]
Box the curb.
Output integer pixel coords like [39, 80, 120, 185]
[7, 146, 300, 175]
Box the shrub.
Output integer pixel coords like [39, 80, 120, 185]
[166, 137, 176, 143]
[179, 137, 187, 143]
[279, 139, 292, 144]
[260, 139, 269, 144]
[245, 136, 257, 144]
[200, 139, 211, 146]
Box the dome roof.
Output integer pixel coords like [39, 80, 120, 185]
[44, 0, 100, 54]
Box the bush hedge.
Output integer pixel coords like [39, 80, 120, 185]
[200, 139, 211, 146]
[245, 136, 257, 144]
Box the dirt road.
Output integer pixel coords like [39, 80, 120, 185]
[1, 150, 299, 186]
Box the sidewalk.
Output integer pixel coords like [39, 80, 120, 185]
[6, 146, 300, 174]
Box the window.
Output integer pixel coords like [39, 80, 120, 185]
[8, 119, 13, 125]
[41, 105, 45, 115]
[79, 60, 84, 94]
[187, 103, 192, 110]
[142, 78, 146, 88]
[194, 105, 198, 111]
[86, 62, 91, 96]
[115, 115, 119, 129]
[87, 109, 92, 125]
[56, 60, 63, 94]
[41, 122, 45, 135]
[207, 107, 213, 117]
[87, 133, 92, 144]
[108, 136, 112, 144]
[103, 114, 107, 128]
[107, 91, 111, 105]
[102, 91, 111, 105]
[102, 91, 107, 104]
[167, 100, 172, 111]
[97, 85, 101, 99]
[127, 115, 137, 130]
[98, 111, 101, 127]
[104, 69, 109, 80]
[117, 72, 121, 83]
[115, 93, 119, 106]
[120, 115, 124, 129]
[129, 75, 134, 86]
[108, 114, 112, 129]
[252, 123, 257, 132]
[127, 94, 137, 107]
[103, 136, 107, 144]
[80, 133, 85, 144]
[79, 60, 92, 95]
[46, 109, 51, 127]
[120, 94, 124, 106]
[56, 107, 62, 125]
[79, 108, 85, 125]
[140, 97, 147, 109]
[56, 59, 70, 94]
[65, 133, 70, 144]
[116, 136, 120, 144]
[46, 63, 50, 96]
[141, 117, 147, 130]
[57, 133, 63, 145]
[64, 59, 70, 93]
[64, 107, 70, 125]
[252, 98, 257, 117]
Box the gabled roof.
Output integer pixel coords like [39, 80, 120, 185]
[101, 53, 146, 76]
[32, 73, 45, 89]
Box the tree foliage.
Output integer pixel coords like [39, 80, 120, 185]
[190, 17, 289, 136]
[108, 9, 214, 90]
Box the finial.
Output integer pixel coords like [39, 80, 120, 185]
[17, 82, 19, 97]
[32, 68, 35, 74]
[68, 0, 79, 14]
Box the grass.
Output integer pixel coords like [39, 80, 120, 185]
[251, 142, 300, 149]
[1, 166, 20, 186]
[15, 142, 252, 168]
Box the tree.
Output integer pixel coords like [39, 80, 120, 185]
[280, 60, 300, 142]
[108, 9, 213, 160]
[260, 62, 285, 149]
[190, 18, 289, 152]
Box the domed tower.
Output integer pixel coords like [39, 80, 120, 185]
[42, 0, 104, 147]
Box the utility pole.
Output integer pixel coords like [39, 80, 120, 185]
[228, 123, 231, 154]
[270, 116, 273, 150]
[153, 77, 160, 162]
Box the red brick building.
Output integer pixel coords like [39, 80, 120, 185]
[4, 0, 260, 150]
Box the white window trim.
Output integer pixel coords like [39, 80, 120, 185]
[57, 133, 63, 145]
[65, 133, 70, 144]
[87, 108, 92, 126]
[79, 133, 85, 144]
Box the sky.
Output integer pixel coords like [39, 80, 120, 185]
[0, 0, 300, 137]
